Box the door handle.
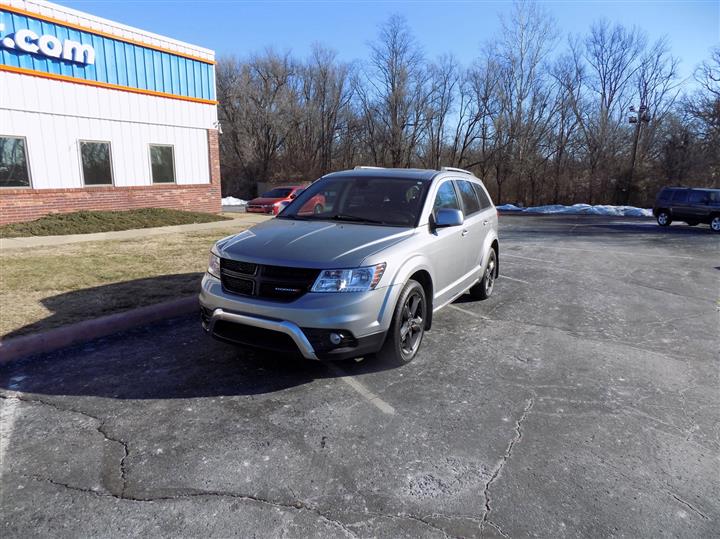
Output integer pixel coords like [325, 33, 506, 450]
[482, 220, 489, 226]
[461, 229, 469, 236]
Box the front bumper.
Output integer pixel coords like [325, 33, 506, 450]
[199, 273, 401, 360]
[246, 205, 274, 214]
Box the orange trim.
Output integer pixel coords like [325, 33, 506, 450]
[0, 4, 215, 65]
[0, 64, 218, 105]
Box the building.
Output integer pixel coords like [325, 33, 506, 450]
[0, 0, 220, 225]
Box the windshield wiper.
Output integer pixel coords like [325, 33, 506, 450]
[328, 214, 387, 225]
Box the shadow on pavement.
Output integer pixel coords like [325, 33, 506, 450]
[0, 314, 398, 399]
[4, 273, 203, 340]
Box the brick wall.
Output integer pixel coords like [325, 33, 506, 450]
[0, 129, 222, 225]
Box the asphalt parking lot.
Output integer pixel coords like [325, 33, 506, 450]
[1, 215, 718, 538]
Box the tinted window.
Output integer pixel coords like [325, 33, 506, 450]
[262, 188, 293, 198]
[671, 190, 689, 203]
[456, 180, 481, 215]
[0, 136, 30, 188]
[688, 190, 707, 204]
[472, 183, 493, 209]
[280, 176, 428, 227]
[80, 141, 113, 185]
[708, 191, 720, 203]
[433, 181, 461, 212]
[150, 145, 175, 183]
[659, 188, 675, 201]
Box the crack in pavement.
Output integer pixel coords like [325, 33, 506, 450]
[23, 474, 359, 538]
[0, 393, 128, 496]
[25, 474, 467, 538]
[480, 397, 535, 537]
[3, 394, 462, 538]
[668, 493, 710, 521]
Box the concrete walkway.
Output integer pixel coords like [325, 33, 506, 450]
[0, 213, 272, 251]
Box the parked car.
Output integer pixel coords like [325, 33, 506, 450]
[200, 167, 500, 365]
[246, 185, 324, 215]
[653, 187, 720, 231]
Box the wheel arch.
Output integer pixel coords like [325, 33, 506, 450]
[491, 239, 499, 277]
[408, 269, 434, 330]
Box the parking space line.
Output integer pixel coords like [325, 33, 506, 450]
[503, 253, 550, 263]
[448, 304, 490, 320]
[502, 275, 530, 284]
[323, 363, 396, 415]
[0, 393, 21, 481]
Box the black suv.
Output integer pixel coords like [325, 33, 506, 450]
[653, 187, 720, 232]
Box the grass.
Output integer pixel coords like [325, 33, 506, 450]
[0, 224, 249, 338]
[0, 208, 231, 238]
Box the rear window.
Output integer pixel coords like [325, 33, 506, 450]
[261, 188, 293, 198]
[456, 180, 481, 215]
[688, 190, 707, 204]
[671, 190, 689, 203]
[472, 183, 493, 209]
[658, 189, 675, 201]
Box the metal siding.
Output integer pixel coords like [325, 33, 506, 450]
[0, 7, 216, 100]
[2, 106, 211, 189]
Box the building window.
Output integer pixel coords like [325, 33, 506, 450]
[80, 141, 113, 186]
[149, 145, 175, 183]
[0, 136, 31, 188]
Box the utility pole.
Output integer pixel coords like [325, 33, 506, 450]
[624, 105, 650, 204]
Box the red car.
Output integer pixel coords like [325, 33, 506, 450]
[247, 185, 325, 216]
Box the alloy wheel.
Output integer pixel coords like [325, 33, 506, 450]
[399, 291, 424, 356]
[484, 256, 496, 296]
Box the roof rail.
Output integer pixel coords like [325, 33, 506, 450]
[354, 165, 386, 170]
[440, 166, 472, 175]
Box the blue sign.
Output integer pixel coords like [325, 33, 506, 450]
[0, 7, 215, 102]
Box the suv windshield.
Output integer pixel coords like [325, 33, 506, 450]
[261, 188, 293, 198]
[279, 176, 429, 227]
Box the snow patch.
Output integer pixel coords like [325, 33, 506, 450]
[497, 203, 652, 217]
[222, 196, 247, 206]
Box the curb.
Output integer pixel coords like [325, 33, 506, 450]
[0, 296, 198, 365]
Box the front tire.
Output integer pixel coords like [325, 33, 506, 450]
[469, 249, 497, 300]
[376, 280, 426, 366]
[657, 211, 672, 227]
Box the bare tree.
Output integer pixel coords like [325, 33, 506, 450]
[356, 15, 430, 167]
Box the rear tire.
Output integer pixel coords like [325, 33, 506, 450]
[468, 249, 497, 300]
[711, 216, 720, 233]
[376, 280, 426, 366]
[656, 211, 672, 227]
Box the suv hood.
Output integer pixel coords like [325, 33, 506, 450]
[216, 218, 414, 268]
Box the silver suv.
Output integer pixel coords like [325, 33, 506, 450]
[200, 167, 499, 365]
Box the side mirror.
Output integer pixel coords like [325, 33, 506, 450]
[434, 208, 464, 228]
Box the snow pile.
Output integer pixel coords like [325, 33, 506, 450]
[497, 203, 652, 217]
[222, 196, 247, 206]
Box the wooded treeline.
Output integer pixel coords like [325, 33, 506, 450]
[217, 2, 719, 206]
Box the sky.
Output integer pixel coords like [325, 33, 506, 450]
[61, 0, 719, 83]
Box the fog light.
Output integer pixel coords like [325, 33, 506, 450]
[329, 332, 342, 345]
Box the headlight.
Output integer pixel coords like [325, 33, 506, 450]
[208, 250, 221, 279]
[311, 263, 386, 293]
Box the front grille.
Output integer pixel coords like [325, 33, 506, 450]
[220, 258, 320, 302]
